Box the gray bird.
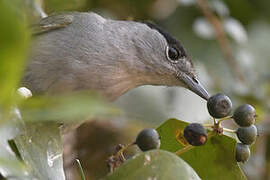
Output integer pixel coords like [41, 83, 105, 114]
[22, 12, 209, 101]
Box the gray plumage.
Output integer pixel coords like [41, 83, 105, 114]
[23, 12, 209, 101]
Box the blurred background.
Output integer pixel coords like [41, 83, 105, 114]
[1, 0, 270, 179]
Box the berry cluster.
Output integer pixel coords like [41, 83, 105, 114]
[234, 105, 257, 162]
[108, 93, 257, 171]
[183, 93, 257, 163]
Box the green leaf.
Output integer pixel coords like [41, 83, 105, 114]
[0, 109, 30, 179]
[156, 119, 247, 180]
[0, 1, 29, 113]
[18, 91, 120, 123]
[45, 0, 87, 13]
[106, 150, 200, 180]
[14, 123, 65, 180]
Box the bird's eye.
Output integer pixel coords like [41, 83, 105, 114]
[166, 46, 179, 62]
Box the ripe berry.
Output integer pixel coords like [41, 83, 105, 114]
[207, 93, 232, 118]
[184, 123, 207, 146]
[235, 143, 250, 163]
[135, 128, 160, 151]
[233, 104, 256, 127]
[236, 125, 257, 145]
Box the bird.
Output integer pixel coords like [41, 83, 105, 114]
[22, 12, 209, 101]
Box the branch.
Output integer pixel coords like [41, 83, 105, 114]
[197, 0, 245, 82]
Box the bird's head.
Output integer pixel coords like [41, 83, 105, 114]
[131, 22, 209, 100]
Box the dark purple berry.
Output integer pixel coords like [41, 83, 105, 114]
[135, 128, 160, 151]
[184, 123, 207, 146]
[207, 93, 232, 118]
[235, 143, 250, 163]
[233, 104, 256, 127]
[236, 125, 257, 145]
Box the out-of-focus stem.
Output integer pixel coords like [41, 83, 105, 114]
[196, 0, 245, 82]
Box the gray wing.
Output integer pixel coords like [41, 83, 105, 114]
[30, 14, 74, 35]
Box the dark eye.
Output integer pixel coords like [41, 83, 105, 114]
[166, 46, 179, 62]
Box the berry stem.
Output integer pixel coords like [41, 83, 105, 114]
[175, 129, 216, 156]
[213, 118, 217, 125]
[116, 142, 135, 158]
[203, 124, 214, 128]
[223, 128, 236, 133]
[175, 145, 194, 156]
[218, 116, 233, 124]
[175, 131, 217, 156]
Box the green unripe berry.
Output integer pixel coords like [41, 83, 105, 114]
[135, 128, 160, 151]
[233, 104, 256, 127]
[236, 125, 257, 145]
[207, 93, 232, 118]
[184, 123, 207, 146]
[235, 143, 250, 163]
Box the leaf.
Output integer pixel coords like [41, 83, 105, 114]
[14, 123, 65, 180]
[156, 119, 247, 180]
[0, 1, 29, 114]
[45, 0, 87, 13]
[0, 108, 31, 179]
[18, 91, 120, 123]
[106, 150, 201, 180]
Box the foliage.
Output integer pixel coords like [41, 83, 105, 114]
[14, 123, 65, 180]
[18, 92, 119, 123]
[106, 150, 200, 180]
[0, 0, 268, 179]
[157, 119, 246, 180]
[0, 1, 29, 116]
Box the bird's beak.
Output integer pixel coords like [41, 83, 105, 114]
[181, 74, 210, 100]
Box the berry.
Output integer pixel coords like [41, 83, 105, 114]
[184, 123, 207, 146]
[235, 143, 250, 163]
[207, 93, 232, 118]
[135, 128, 160, 151]
[236, 125, 257, 145]
[233, 104, 256, 127]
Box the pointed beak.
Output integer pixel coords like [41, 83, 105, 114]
[181, 74, 210, 100]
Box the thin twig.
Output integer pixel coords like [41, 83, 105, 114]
[175, 131, 217, 156]
[213, 118, 217, 125]
[196, 0, 245, 82]
[203, 124, 214, 128]
[223, 128, 236, 133]
[217, 116, 233, 125]
[115, 142, 135, 157]
[175, 145, 194, 156]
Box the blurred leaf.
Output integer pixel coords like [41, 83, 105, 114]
[0, 109, 30, 179]
[156, 119, 247, 180]
[106, 150, 200, 180]
[0, 156, 26, 179]
[14, 123, 65, 180]
[3, 0, 46, 23]
[178, 0, 196, 6]
[45, 0, 87, 13]
[18, 92, 120, 123]
[0, 1, 29, 113]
